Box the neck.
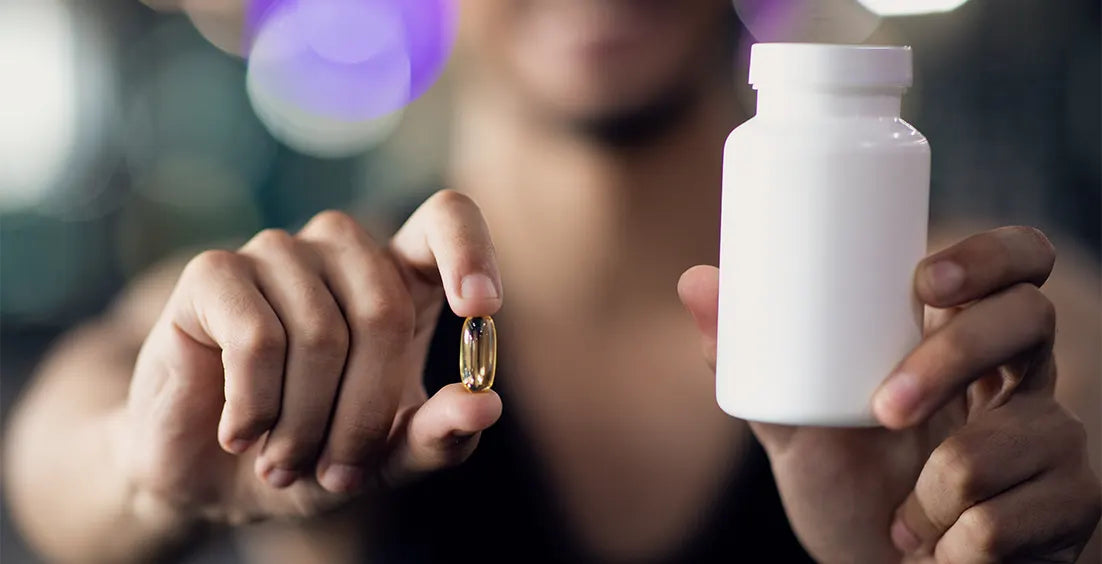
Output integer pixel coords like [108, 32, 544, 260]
[449, 76, 741, 319]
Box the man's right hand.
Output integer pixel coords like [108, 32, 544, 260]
[119, 190, 503, 524]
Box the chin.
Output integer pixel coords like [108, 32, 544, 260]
[537, 71, 678, 120]
[459, 0, 734, 142]
[560, 79, 701, 147]
[494, 0, 733, 137]
[511, 40, 714, 145]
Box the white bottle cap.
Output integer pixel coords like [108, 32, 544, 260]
[748, 43, 912, 89]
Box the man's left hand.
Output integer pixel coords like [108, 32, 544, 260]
[679, 226, 1101, 563]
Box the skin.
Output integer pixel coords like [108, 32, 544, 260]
[5, 1, 1100, 562]
[680, 227, 1099, 562]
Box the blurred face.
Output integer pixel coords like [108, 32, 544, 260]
[461, 0, 734, 132]
[163, 0, 734, 138]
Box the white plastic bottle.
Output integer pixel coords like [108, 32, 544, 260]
[716, 43, 930, 426]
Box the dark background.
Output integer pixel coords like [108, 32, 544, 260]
[2, 0, 1099, 561]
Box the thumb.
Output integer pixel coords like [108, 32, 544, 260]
[677, 266, 798, 446]
[678, 265, 720, 370]
[380, 383, 502, 488]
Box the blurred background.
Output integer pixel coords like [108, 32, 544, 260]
[1, 0, 1098, 561]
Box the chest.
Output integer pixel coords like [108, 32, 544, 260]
[502, 309, 752, 561]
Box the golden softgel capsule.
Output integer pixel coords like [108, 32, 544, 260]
[459, 316, 497, 392]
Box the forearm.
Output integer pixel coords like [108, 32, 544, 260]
[3, 323, 202, 562]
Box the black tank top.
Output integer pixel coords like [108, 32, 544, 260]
[370, 311, 814, 563]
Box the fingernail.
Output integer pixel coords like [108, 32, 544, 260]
[460, 273, 499, 300]
[227, 438, 253, 454]
[266, 468, 298, 489]
[875, 372, 921, 426]
[890, 517, 923, 554]
[926, 260, 964, 298]
[319, 464, 364, 493]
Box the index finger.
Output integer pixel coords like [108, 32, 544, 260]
[169, 250, 287, 453]
[916, 226, 1055, 308]
[873, 283, 1056, 429]
[390, 190, 503, 318]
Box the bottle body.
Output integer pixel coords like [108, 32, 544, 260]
[716, 95, 930, 426]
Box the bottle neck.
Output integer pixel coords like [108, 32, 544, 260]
[754, 86, 904, 118]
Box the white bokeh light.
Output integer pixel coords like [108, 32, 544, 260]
[248, 70, 403, 158]
[857, 0, 971, 16]
[0, 1, 78, 210]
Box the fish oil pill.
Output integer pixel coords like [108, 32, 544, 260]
[459, 316, 497, 392]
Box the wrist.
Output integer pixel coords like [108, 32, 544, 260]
[103, 408, 204, 537]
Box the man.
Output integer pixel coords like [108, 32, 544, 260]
[6, 1, 1100, 562]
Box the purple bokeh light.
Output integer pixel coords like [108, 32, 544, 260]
[245, 0, 456, 119]
[398, 0, 457, 100]
[731, 0, 880, 43]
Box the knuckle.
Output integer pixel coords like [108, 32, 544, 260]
[939, 321, 978, 367]
[215, 286, 264, 322]
[1059, 412, 1089, 453]
[297, 316, 349, 357]
[955, 505, 1004, 559]
[1035, 296, 1057, 336]
[932, 539, 970, 564]
[289, 287, 350, 355]
[349, 290, 415, 338]
[236, 323, 287, 359]
[428, 188, 479, 214]
[305, 210, 363, 240]
[1009, 283, 1056, 335]
[185, 249, 244, 278]
[929, 437, 984, 505]
[246, 228, 295, 253]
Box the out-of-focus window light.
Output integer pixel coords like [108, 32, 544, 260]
[857, 0, 970, 16]
[0, 1, 77, 211]
[124, 21, 275, 209]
